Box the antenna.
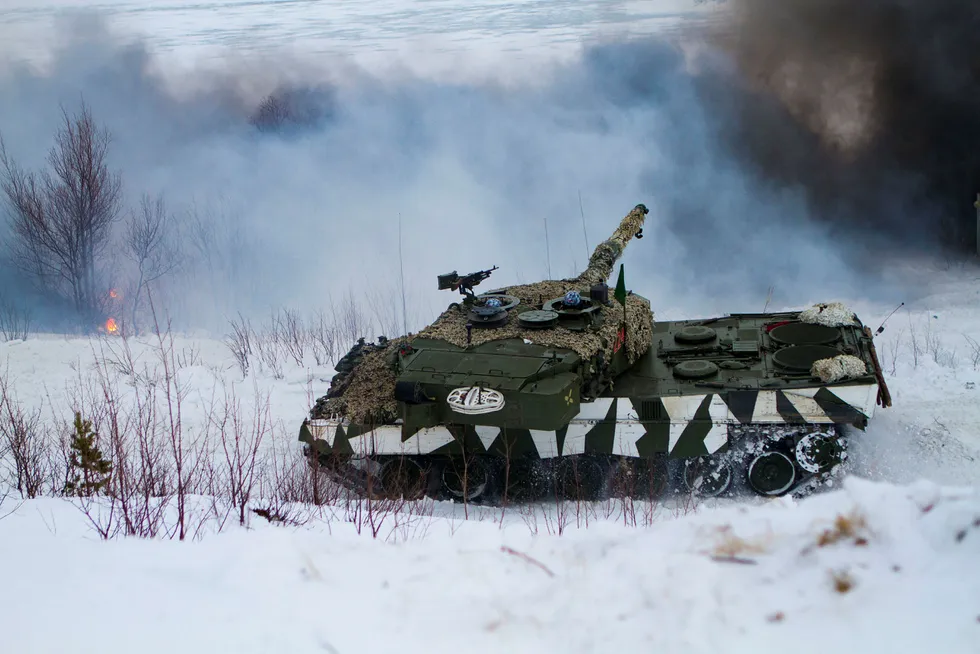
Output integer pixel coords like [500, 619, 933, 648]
[543, 211, 552, 279]
[578, 190, 590, 259]
[398, 212, 408, 335]
[875, 301, 905, 336]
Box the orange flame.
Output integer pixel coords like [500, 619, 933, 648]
[106, 318, 118, 334]
[109, 289, 119, 299]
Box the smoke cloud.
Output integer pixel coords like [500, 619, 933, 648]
[3, 4, 968, 334]
[697, 0, 980, 248]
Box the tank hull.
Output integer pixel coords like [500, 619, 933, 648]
[301, 382, 875, 459]
[299, 308, 887, 502]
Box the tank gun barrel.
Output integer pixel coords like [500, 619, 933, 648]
[575, 203, 649, 286]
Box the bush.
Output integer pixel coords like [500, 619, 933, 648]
[64, 412, 113, 497]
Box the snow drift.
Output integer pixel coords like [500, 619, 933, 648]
[1, 476, 977, 654]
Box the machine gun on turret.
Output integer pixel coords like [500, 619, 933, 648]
[437, 266, 499, 301]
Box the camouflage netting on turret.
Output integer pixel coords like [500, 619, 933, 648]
[418, 202, 653, 363]
[314, 288, 653, 425]
[312, 337, 408, 425]
[417, 280, 653, 363]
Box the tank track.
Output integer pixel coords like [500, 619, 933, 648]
[681, 424, 848, 501]
[307, 424, 847, 505]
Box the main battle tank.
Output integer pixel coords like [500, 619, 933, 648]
[299, 204, 892, 502]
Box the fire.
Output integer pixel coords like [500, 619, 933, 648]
[105, 318, 118, 334]
[109, 289, 119, 299]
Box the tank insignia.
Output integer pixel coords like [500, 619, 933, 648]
[447, 387, 506, 415]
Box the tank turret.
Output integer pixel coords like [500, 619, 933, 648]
[299, 203, 890, 504]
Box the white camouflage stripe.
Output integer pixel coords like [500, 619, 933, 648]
[307, 383, 878, 457]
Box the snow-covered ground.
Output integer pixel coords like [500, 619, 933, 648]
[1, 264, 979, 653]
[2, 477, 978, 654]
[849, 268, 980, 490]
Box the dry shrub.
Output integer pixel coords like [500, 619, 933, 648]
[709, 523, 771, 560]
[250, 504, 307, 528]
[0, 291, 32, 342]
[816, 509, 869, 548]
[830, 569, 856, 594]
[0, 374, 49, 498]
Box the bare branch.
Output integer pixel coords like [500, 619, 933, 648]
[124, 192, 180, 331]
[0, 290, 32, 341]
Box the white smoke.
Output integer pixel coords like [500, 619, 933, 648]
[0, 11, 906, 332]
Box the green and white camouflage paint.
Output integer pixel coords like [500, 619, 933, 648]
[302, 315, 883, 461]
[299, 309, 888, 500]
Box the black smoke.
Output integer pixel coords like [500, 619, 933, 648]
[696, 0, 980, 250]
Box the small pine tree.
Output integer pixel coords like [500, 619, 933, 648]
[64, 412, 112, 497]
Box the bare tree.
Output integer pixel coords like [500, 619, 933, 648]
[365, 285, 403, 340]
[335, 289, 370, 349]
[250, 87, 326, 133]
[0, 369, 48, 498]
[0, 102, 122, 325]
[124, 193, 180, 331]
[308, 309, 340, 366]
[251, 93, 292, 132]
[0, 290, 32, 341]
[184, 197, 257, 319]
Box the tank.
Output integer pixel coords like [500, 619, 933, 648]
[299, 203, 892, 502]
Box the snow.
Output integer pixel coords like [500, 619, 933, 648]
[0, 330, 323, 450]
[845, 266, 980, 489]
[0, 267, 978, 652]
[1, 478, 978, 653]
[800, 301, 858, 327]
[812, 354, 868, 383]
